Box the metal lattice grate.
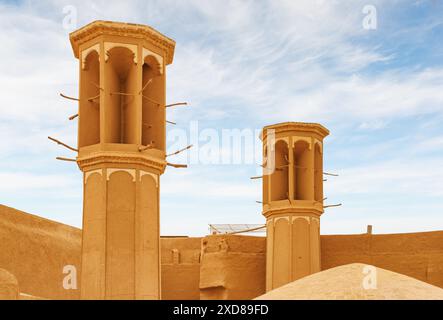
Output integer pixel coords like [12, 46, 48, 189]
[209, 224, 266, 236]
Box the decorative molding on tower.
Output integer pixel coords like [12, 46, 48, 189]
[140, 170, 159, 187]
[104, 42, 138, 63]
[81, 43, 100, 70]
[261, 122, 329, 141]
[70, 20, 176, 65]
[106, 168, 136, 181]
[262, 204, 324, 218]
[84, 169, 102, 184]
[143, 47, 164, 75]
[77, 153, 167, 173]
[292, 136, 312, 149]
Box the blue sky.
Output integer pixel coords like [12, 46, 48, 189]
[0, 0, 442, 236]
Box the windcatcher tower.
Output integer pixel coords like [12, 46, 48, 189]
[69, 21, 175, 300]
[261, 122, 329, 291]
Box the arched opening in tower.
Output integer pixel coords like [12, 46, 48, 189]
[142, 55, 165, 151]
[293, 140, 310, 200]
[314, 143, 323, 202]
[79, 50, 100, 147]
[105, 47, 137, 144]
[271, 140, 289, 201]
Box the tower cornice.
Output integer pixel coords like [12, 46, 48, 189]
[262, 204, 324, 219]
[69, 20, 176, 65]
[261, 122, 329, 141]
[76, 151, 166, 173]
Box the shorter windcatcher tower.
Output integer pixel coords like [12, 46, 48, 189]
[68, 20, 175, 300]
[261, 122, 329, 291]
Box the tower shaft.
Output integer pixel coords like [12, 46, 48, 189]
[79, 157, 162, 299]
[261, 122, 329, 291]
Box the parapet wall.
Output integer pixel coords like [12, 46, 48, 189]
[0, 205, 203, 300]
[0, 205, 81, 299]
[199, 235, 266, 300]
[1, 204, 442, 299]
[161, 237, 201, 300]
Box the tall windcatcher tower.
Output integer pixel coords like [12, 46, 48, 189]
[261, 122, 329, 291]
[69, 21, 175, 300]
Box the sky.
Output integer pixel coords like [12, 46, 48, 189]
[0, 0, 443, 236]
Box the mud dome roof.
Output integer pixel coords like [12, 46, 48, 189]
[69, 20, 176, 65]
[255, 263, 443, 300]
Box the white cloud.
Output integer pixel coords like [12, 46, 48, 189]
[0, 0, 442, 236]
[358, 120, 388, 130]
[415, 135, 443, 151]
[326, 158, 443, 197]
[267, 68, 443, 124]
